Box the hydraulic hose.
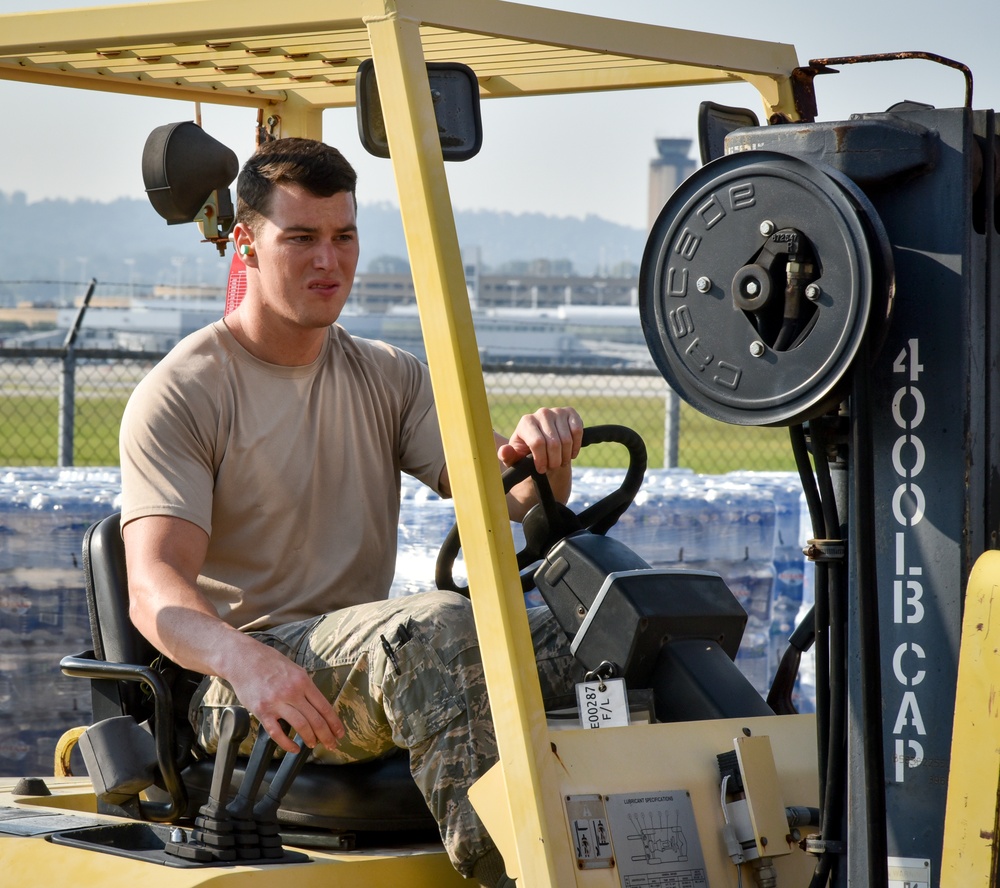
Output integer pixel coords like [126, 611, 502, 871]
[812, 420, 847, 877]
[849, 336, 888, 888]
[790, 424, 824, 537]
[795, 417, 845, 888]
[767, 426, 823, 715]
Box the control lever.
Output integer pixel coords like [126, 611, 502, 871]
[225, 725, 279, 859]
[165, 705, 250, 862]
[252, 734, 311, 858]
[192, 706, 251, 860]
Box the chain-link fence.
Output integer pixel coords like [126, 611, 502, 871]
[0, 348, 796, 473]
[0, 311, 806, 778]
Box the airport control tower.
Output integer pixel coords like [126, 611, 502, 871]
[647, 138, 698, 228]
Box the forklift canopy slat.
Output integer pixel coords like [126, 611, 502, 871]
[0, 0, 800, 115]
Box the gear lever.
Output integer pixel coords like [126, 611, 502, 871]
[164, 705, 249, 862]
[225, 724, 279, 859]
[252, 733, 311, 858]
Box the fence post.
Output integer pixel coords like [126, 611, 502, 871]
[58, 278, 97, 467]
[663, 385, 680, 468]
[58, 348, 75, 466]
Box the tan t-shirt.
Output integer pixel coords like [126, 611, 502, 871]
[119, 320, 447, 631]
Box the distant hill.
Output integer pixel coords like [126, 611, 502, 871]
[358, 202, 646, 276]
[0, 192, 646, 297]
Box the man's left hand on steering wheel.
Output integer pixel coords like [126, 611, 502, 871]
[436, 424, 648, 596]
[497, 406, 584, 521]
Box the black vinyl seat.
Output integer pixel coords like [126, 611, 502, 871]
[61, 512, 436, 835]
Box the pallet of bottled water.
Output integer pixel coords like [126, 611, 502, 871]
[392, 468, 815, 712]
[1, 466, 815, 778]
[0, 468, 122, 777]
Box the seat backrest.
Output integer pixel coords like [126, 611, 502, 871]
[82, 513, 162, 722]
[83, 513, 155, 663]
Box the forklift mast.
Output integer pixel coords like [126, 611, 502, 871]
[641, 96, 1000, 885]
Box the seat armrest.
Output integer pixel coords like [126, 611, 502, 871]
[61, 651, 188, 822]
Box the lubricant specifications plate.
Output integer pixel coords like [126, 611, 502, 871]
[605, 790, 707, 888]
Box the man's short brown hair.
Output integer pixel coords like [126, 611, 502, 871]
[236, 138, 358, 232]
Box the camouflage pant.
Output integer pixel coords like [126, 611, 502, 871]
[190, 590, 583, 876]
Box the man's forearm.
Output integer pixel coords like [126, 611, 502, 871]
[505, 462, 572, 522]
[128, 572, 253, 679]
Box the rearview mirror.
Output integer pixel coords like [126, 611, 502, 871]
[356, 59, 483, 161]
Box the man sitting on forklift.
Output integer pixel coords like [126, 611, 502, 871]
[118, 136, 586, 888]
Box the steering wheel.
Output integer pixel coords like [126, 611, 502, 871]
[434, 424, 648, 596]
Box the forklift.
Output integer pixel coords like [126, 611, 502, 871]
[0, 2, 997, 886]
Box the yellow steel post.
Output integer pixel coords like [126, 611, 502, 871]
[268, 94, 324, 141]
[362, 6, 574, 886]
[743, 72, 802, 121]
[941, 550, 1000, 886]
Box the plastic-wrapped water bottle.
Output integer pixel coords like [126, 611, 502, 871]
[45, 490, 95, 571]
[768, 548, 804, 675]
[766, 477, 806, 680]
[393, 479, 454, 597]
[727, 482, 776, 609]
[677, 484, 712, 566]
[608, 485, 655, 562]
[0, 501, 17, 573]
[702, 484, 739, 563]
[771, 475, 805, 674]
[597, 468, 691, 568]
[735, 623, 771, 699]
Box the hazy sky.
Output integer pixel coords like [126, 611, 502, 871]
[0, 0, 994, 229]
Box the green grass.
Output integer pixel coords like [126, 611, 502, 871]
[488, 393, 795, 474]
[1, 395, 60, 465]
[1, 389, 796, 474]
[1, 394, 127, 466]
[675, 406, 795, 474]
[74, 396, 128, 465]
